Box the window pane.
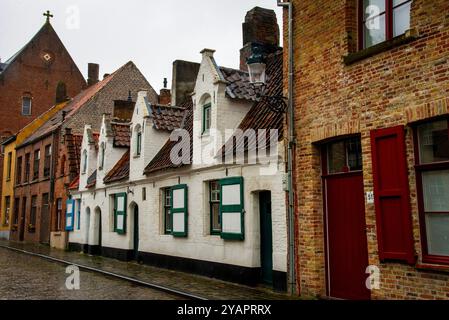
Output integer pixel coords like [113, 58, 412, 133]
[22, 97, 31, 115]
[393, 0, 409, 7]
[418, 120, 449, 164]
[364, 13, 386, 48]
[347, 138, 363, 171]
[422, 170, 449, 212]
[393, 2, 411, 37]
[364, 0, 386, 19]
[425, 213, 449, 256]
[211, 203, 221, 231]
[328, 141, 346, 174]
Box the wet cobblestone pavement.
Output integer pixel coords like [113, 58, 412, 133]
[0, 247, 181, 300]
[0, 241, 302, 300]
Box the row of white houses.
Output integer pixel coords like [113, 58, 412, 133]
[66, 48, 289, 290]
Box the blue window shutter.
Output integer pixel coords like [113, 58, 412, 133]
[219, 177, 244, 240]
[171, 184, 188, 237]
[65, 199, 75, 231]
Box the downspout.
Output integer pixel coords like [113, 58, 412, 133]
[49, 129, 59, 242]
[277, 0, 297, 295]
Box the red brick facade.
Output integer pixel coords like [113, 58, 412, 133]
[10, 61, 157, 246]
[0, 21, 86, 210]
[286, 0, 449, 299]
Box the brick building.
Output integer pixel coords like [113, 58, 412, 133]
[284, 0, 449, 299]
[0, 15, 86, 208]
[10, 61, 158, 247]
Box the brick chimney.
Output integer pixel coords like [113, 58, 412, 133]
[240, 7, 280, 71]
[158, 78, 172, 105]
[87, 63, 99, 87]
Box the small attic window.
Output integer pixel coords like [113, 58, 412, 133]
[22, 96, 32, 116]
[82, 150, 87, 174]
[134, 125, 142, 157]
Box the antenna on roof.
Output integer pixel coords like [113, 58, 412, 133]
[163, 78, 168, 89]
[127, 90, 132, 102]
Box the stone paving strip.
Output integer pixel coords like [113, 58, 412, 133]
[0, 240, 302, 300]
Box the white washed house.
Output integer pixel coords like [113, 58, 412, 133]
[68, 7, 288, 290]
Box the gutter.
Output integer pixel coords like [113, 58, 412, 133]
[277, 0, 297, 295]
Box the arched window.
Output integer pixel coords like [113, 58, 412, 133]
[134, 125, 142, 156]
[82, 150, 87, 174]
[99, 143, 105, 170]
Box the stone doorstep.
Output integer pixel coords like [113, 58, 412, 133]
[0, 240, 302, 301]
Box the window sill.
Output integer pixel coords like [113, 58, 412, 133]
[343, 29, 419, 66]
[416, 263, 449, 274]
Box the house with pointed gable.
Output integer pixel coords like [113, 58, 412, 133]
[0, 12, 86, 213]
[11, 61, 158, 249]
[68, 7, 289, 291]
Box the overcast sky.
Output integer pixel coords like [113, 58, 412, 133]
[0, 0, 283, 91]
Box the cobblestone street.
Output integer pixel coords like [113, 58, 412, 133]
[0, 241, 302, 300]
[0, 247, 181, 300]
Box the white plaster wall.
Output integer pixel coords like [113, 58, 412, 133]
[79, 125, 98, 192]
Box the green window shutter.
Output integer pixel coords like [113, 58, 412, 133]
[115, 193, 127, 234]
[219, 177, 244, 240]
[65, 199, 75, 231]
[171, 184, 188, 237]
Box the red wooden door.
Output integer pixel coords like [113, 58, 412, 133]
[325, 172, 370, 300]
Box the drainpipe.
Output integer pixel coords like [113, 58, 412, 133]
[49, 129, 58, 243]
[277, 0, 296, 295]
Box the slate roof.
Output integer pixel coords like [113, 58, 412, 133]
[111, 122, 131, 148]
[86, 170, 97, 189]
[221, 51, 284, 157]
[147, 104, 186, 131]
[144, 98, 193, 174]
[103, 150, 130, 184]
[219, 67, 259, 102]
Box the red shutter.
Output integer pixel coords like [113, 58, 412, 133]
[370, 126, 415, 264]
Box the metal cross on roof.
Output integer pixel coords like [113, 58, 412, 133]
[43, 10, 53, 22]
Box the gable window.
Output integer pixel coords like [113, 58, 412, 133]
[33, 149, 40, 180]
[163, 188, 172, 234]
[414, 118, 449, 264]
[3, 196, 10, 226]
[43, 144, 51, 177]
[360, 0, 412, 49]
[16, 156, 22, 185]
[209, 181, 221, 235]
[202, 104, 211, 134]
[22, 96, 32, 116]
[24, 153, 30, 182]
[134, 125, 142, 157]
[82, 150, 87, 174]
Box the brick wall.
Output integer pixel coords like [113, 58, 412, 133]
[286, 0, 449, 299]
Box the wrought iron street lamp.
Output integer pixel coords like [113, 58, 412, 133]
[247, 45, 287, 114]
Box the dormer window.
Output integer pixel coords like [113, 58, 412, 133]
[134, 125, 142, 156]
[99, 143, 105, 170]
[82, 150, 87, 174]
[202, 104, 211, 135]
